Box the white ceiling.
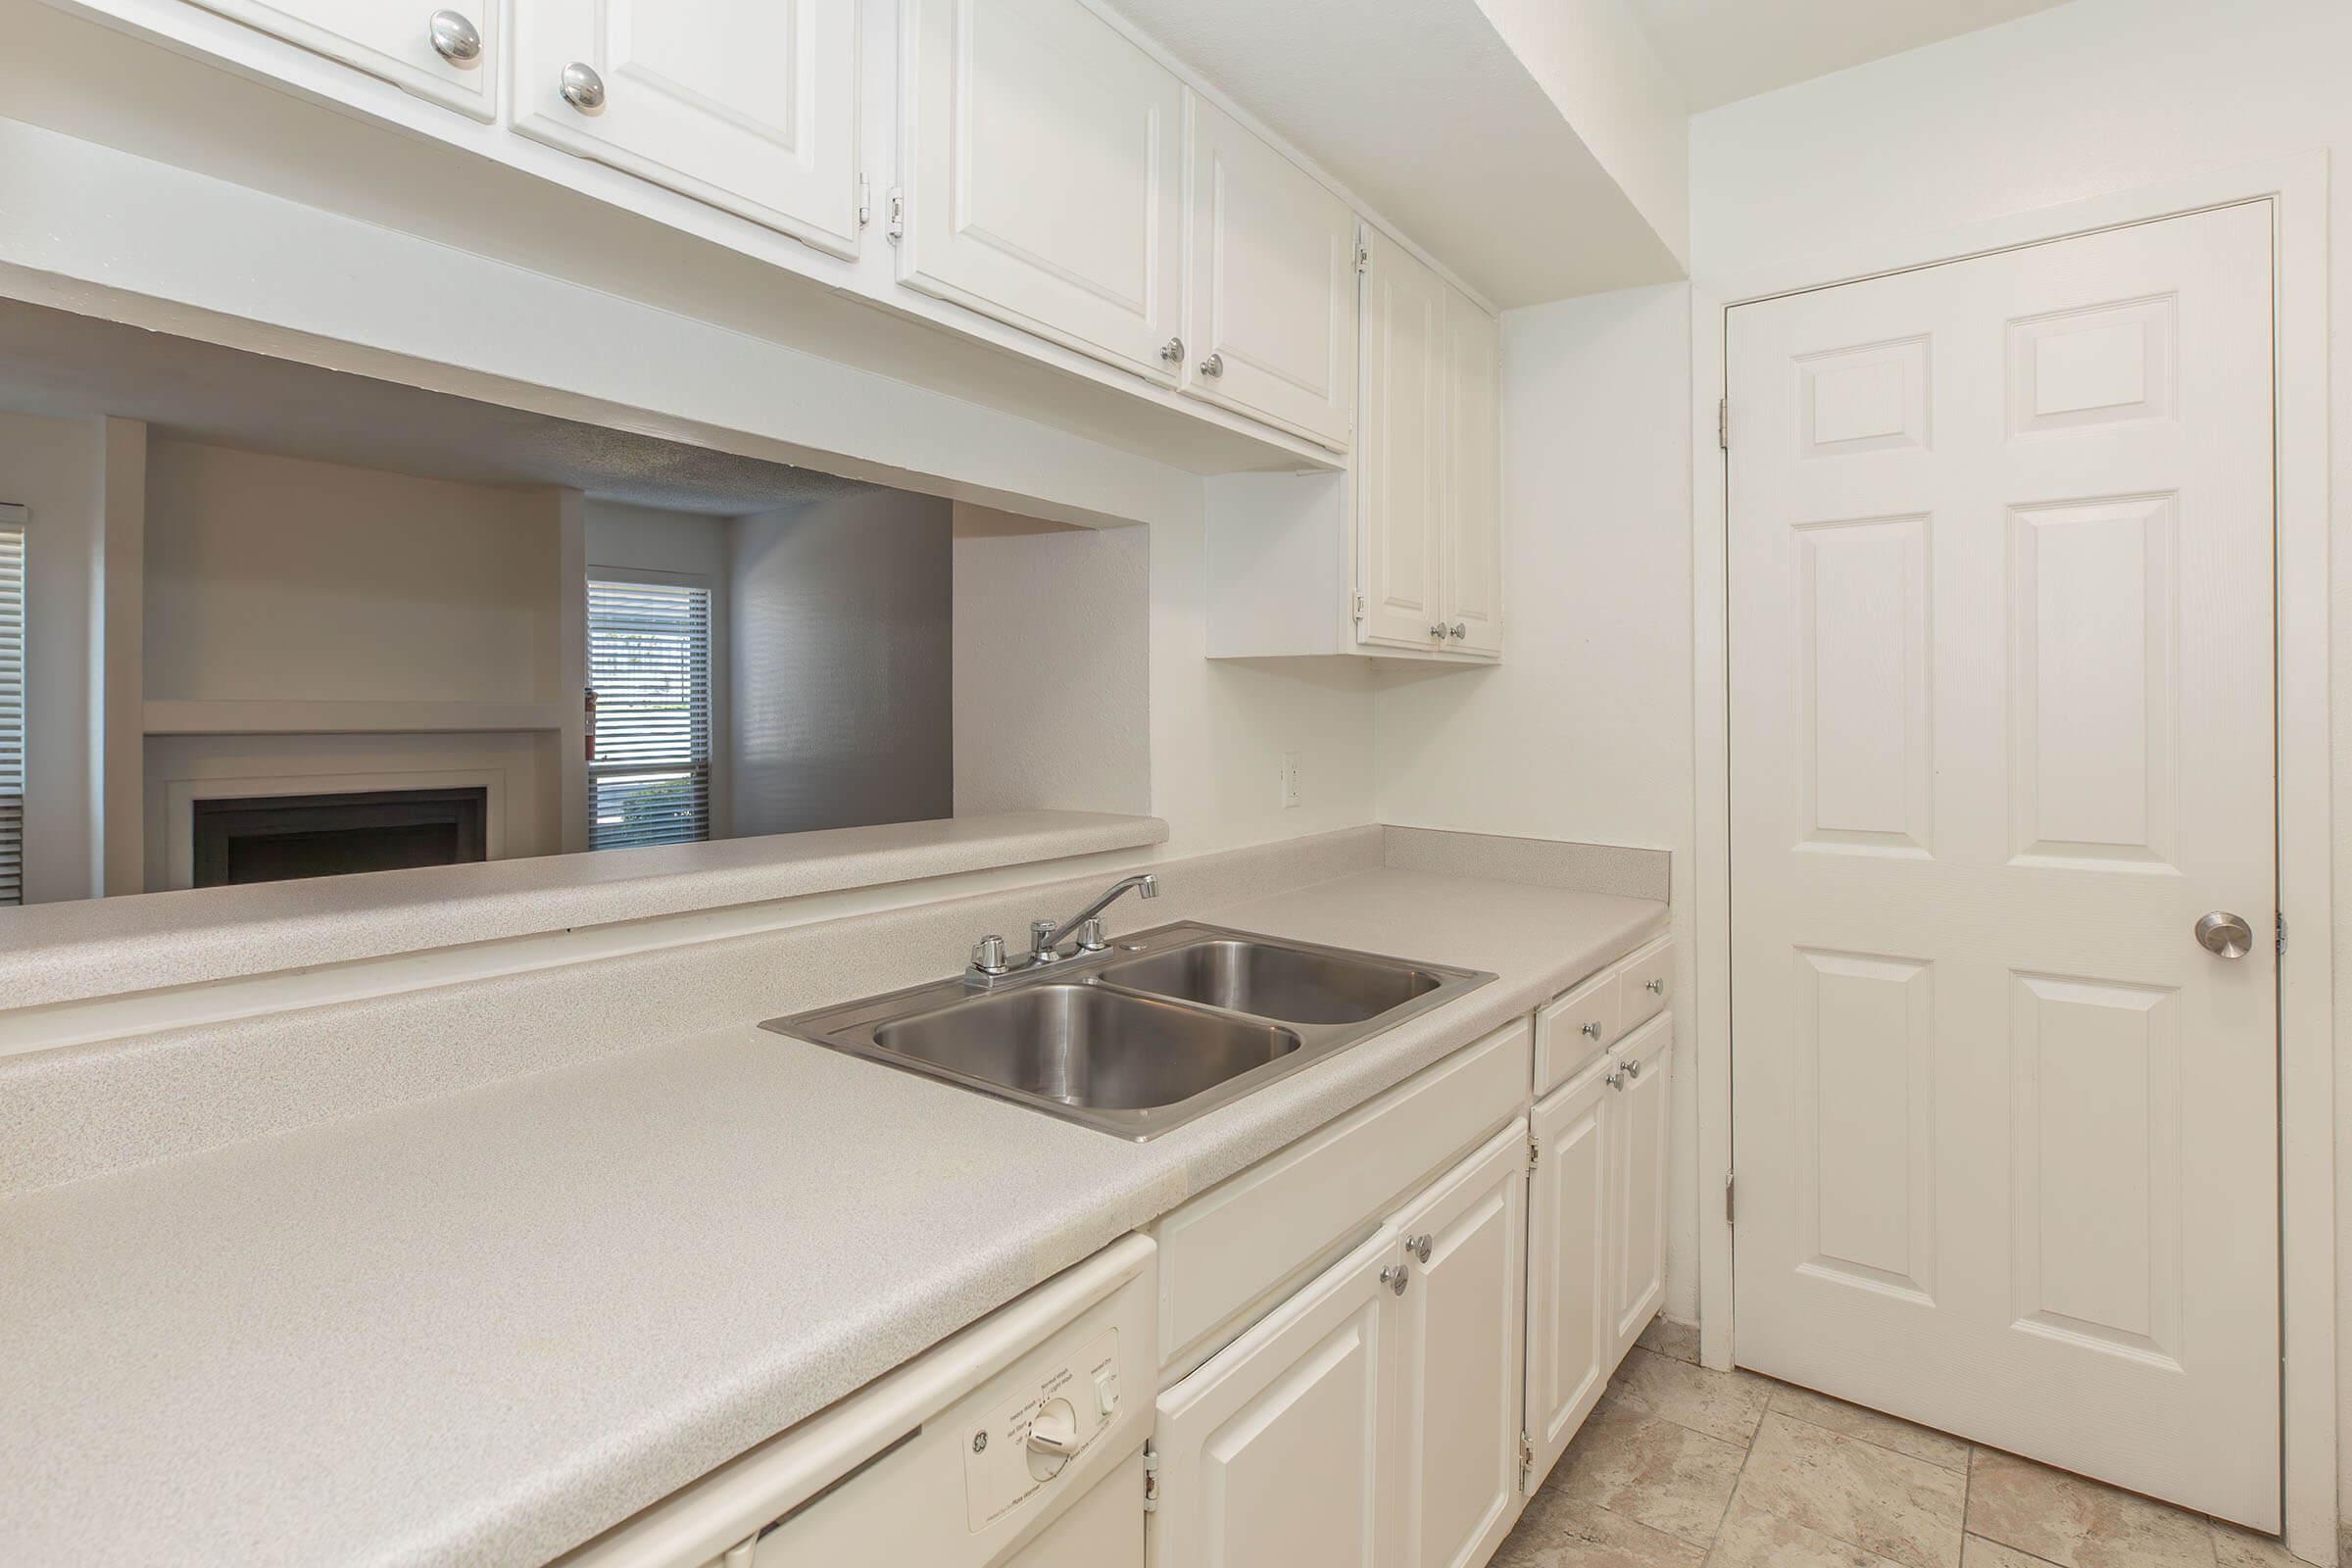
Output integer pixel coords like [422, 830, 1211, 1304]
[0, 301, 882, 514]
[1624, 0, 2079, 111]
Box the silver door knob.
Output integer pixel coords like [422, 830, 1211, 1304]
[1380, 1262, 1411, 1295]
[1645, 977, 1665, 995]
[427, 9, 481, 63]
[1624, 1057, 1642, 1080]
[1159, 337, 1184, 365]
[1406, 1232, 1433, 1263]
[1199, 352, 1224, 377]
[560, 61, 607, 111]
[1448, 622, 1466, 640]
[1606, 1066, 1628, 1090]
[1581, 1020, 1602, 1040]
[2195, 910, 2254, 958]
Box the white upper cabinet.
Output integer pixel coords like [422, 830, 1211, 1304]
[1357, 225, 1447, 650]
[182, 0, 500, 117]
[1180, 95, 1359, 451]
[900, 0, 1185, 381]
[513, 0, 862, 256]
[1441, 285, 1502, 656]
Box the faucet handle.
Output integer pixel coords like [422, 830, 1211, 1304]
[969, 934, 1009, 976]
[1076, 917, 1109, 953]
[1029, 918, 1061, 963]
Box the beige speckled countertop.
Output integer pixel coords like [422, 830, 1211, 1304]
[0, 869, 1664, 1567]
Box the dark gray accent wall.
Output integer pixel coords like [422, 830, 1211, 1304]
[728, 491, 953, 837]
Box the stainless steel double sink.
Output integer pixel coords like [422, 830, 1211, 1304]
[762, 922, 1494, 1139]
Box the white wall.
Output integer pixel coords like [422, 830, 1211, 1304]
[1374, 281, 1698, 1314]
[144, 440, 565, 705]
[1688, 0, 2352, 1539]
[0, 410, 108, 904]
[729, 491, 953, 837]
[952, 506, 1151, 817]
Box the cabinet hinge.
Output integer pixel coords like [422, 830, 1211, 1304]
[1351, 591, 1366, 621]
[1526, 1133, 1540, 1173]
[1142, 1442, 1160, 1513]
[1717, 398, 1730, 451]
[1725, 1172, 1737, 1225]
[886, 185, 906, 243]
[2277, 912, 2288, 956]
[1517, 1431, 1536, 1494]
[857, 174, 871, 229]
[1355, 238, 1370, 274]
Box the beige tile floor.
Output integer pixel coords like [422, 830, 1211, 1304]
[1495, 1318, 2302, 1568]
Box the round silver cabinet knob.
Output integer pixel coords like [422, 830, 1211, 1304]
[427, 9, 481, 63]
[1380, 1262, 1411, 1296]
[2195, 910, 2254, 958]
[1159, 336, 1184, 365]
[1198, 352, 1224, 377]
[1580, 1019, 1602, 1040]
[560, 60, 607, 112]
[1645, 976, 1665, 995]
[1448, 621, 1467, 640]
[1406, 1232, 1433, 1264]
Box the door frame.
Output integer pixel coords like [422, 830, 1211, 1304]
[1689, 150, 2334, 1561]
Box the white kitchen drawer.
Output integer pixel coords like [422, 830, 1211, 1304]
[1151, 1017, 1532, 1380]
[1617, 938, 1673, 1034]
[1534, 970, 1619, 1098]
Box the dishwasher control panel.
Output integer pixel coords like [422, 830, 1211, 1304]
[962, 1327, 1121, 1530]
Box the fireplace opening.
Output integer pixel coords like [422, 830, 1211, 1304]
[191, 788, 489, 888]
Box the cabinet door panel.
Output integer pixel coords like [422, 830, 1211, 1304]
[184, 0, 499, 116]
[1388, 1121, 1529, 1568]
[1611, 1015, 1673, 1354]
[1526, 1055, 1615, 1488]
[1442, 286, 1502, 656]
[903, 0, 1184, 379]
[1152, 1230, 1393, 1568]
[514, 0, 860, 254]
[1358, 227, 1445, 650]
[1183, 95, 1357, 450]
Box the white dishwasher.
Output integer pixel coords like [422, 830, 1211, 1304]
[558, 1235, 1155, 1568]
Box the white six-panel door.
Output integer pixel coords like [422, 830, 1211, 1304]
[514, 0, 861, 254]
[1728, 201, 2278, 1526]
[901, 0, 1185, 381]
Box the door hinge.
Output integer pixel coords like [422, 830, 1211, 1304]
[1142, 1442, 1160, 1513]
[2277, 912, 2288, 956]
[886, 185, 906, 243]
[1517, 1431, 1536, 1494]
[1725, 1172, 1737, 1225]
[1717, 398, 1730, 451]
[857, 174, 871, 229]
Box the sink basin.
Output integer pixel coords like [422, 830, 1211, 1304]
[1095, 939, 1443, 1026]
[873, 984, 1301, 1110]
[763, 921, 1493, 1139]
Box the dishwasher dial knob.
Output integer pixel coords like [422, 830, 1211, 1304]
[1027, 1396, 1078, 1480]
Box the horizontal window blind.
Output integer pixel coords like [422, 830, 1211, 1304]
[587, 577, 712, 851]
[0, 521, 22, 905]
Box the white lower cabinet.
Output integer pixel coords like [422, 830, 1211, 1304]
[1525, 1010, 1676, 1494]
[1389, 1123, 1531, 1568]
[1150, 1228, 1394, 1568]
[1609, 1016, 1673, 1356]
[1152, 1121, 1530, 1568]
[1524, 1054, 1615, 1487]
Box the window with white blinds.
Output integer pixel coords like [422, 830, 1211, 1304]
[586, 576, 713, 851]
[0, 515, 23, 906]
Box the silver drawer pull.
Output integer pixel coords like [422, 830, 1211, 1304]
[1624, 1058, 1642, 1080]
[1380, 1262, 1411, 1296]
[1406, 1232, 1433, 1263]
[1645, 977, 1665, 996]
[1580, 1020, 1602, 1040]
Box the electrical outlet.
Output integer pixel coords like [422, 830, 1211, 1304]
[1280, 752, 1302, 809]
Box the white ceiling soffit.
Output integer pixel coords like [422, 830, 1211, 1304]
[0, 300, 886, 514]
[1107, 0, 1690, 307]
[1626, 0, 2079, 111]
